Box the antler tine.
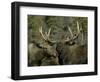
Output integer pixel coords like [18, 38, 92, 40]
[68, 26, 73, 38]
[39, 26, 57, 43]
[80, 25, 84, 45]
[39, 26, 47, 41]
[46, 27, 57, 43]
[72, 21, 80, 40]
[47, 28, 51, 37]
[64, 21, 80, 43]
[63, 26, 74, 42]
[77, 21, 80, 34]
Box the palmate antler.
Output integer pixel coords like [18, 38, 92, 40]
[39, 26, 57, 44]
[64, 21, 81, 43]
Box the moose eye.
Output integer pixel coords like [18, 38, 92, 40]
[74, 34, 76, 36]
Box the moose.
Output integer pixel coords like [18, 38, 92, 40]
[28, 26, 59, 66]
[56, 21, 87, 65]
[28, 21, 87, 66]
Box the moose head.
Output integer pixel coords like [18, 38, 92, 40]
[56, 21, 87, 65]
[28, 26, 59, 66]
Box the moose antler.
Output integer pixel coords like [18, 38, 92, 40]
[67, 26, 73, 38]
[64, 21, 80, 43]
[39, 26, 47, 41]
[39, 21, 80, 44]
[80, 25, 84, 45]
[39, 26, 57, 43]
